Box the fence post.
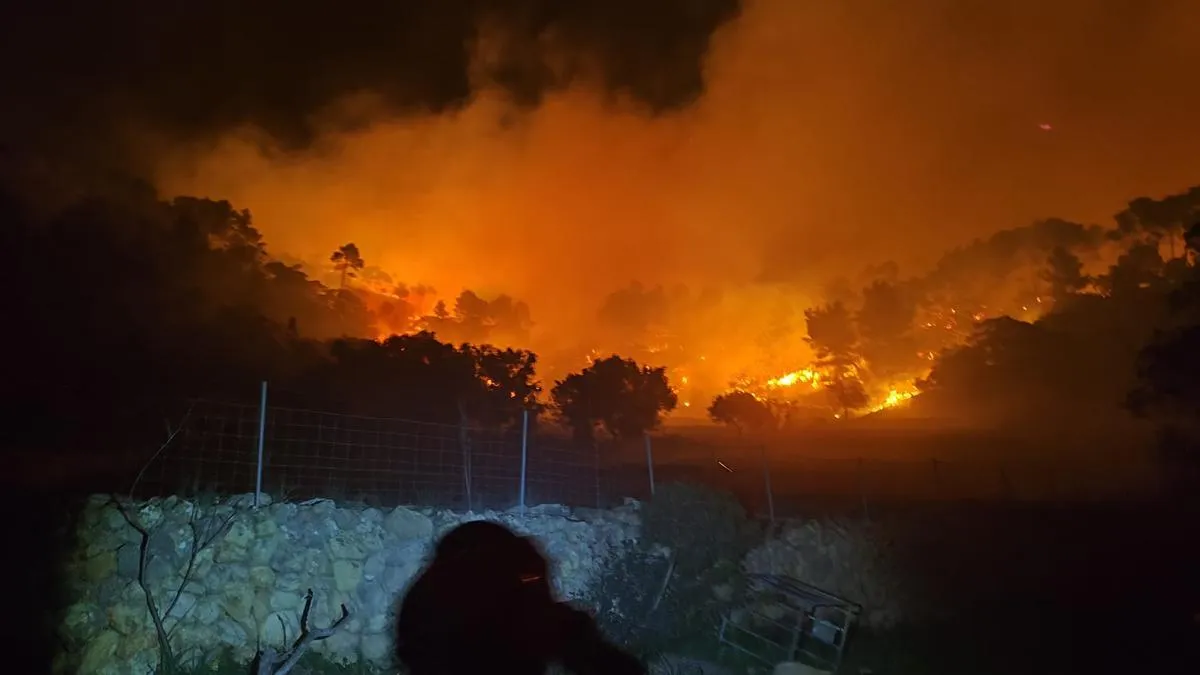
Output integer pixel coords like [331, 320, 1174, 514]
[254, 380, 268, 508]
[519, 409, 529, 516]
[857, 457, 871, 523]
[760, 444, 775, 526]
[644, 433, 656, 497]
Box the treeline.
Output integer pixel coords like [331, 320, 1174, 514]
[1, 175, 1198, 467]
[0, 180, 676, 452]
[707, 188, 1200, 464]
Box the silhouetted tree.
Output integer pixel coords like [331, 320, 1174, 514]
[550, 355, 677, 442]
[856, 280, 919, 378]
[825, 376, 870, 418]
[1113, 187, 1200, 259]
[419, 290, 534, 345]
[303, 332, 476, 422]
[804, 301, 859, 367]
[330, 242, 365, 288]
[1127, 222, 1200, 468]
[707, 391, 776, 435]
[916, 316, 1097, 419]
[1043, 245, 1089, 304]
[1099, 242, 1165, 297]
[462, 344, 542, 428]
[597, 282, 671, 347]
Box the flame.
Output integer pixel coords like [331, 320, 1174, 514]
[866, 387, 919, 414]
[766, 368, 822, 389]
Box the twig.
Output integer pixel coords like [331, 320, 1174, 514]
[256, 589, 350, 675]
[163, 505, 238, 635]
[128, 403, 194, 499]
[109, 492, 241, 673]
[649, 555, 676, 613]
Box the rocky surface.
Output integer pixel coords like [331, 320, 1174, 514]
[57, 494, 902, 674]
[58, 494, 641, 675]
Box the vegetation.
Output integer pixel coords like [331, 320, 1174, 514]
[2, 171, 1198, 472]
[707, 390, 776, 434]
[586, 483, 760, 663]
[551, 355, 678, 442]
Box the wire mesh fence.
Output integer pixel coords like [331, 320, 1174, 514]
[119, 392, 1171, 516]
[128, 399, 606, 510]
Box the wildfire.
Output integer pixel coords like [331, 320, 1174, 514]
[759, 364, 921, 419]
[865, 387, 919, 414]
[766, 368, 822, 389]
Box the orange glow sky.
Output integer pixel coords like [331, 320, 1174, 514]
[154, 0, 1200, 358]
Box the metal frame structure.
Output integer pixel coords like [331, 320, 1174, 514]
[717, 573, 861, 674]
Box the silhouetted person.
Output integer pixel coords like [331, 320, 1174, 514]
[395, 520, 646, 675]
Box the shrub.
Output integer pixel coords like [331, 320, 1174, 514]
[586, 483, 762, 660]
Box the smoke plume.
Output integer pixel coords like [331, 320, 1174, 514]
[5, 0, 1200, 382]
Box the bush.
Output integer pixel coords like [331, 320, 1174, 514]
[586, 483, 762, 660]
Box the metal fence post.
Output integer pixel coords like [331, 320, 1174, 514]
[519, 409, 529, 516]
[254, 380, 268, 508]
[644, 433, 656, 497]
[760, 444, 775, 526]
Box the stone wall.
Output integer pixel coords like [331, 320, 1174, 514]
[58, 495, 640, 675]
[57, 494, 903, 675]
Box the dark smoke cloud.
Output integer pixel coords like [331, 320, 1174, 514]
[1, 0, 740, 158]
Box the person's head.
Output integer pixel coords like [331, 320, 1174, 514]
[395, 521, 556, 675]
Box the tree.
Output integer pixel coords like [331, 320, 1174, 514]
[550, 355, 677, 442]
[856, 280, 919, 378]
[707, 391, 776, 435]
[917, 317, 1090, 418]
[1043, 245, 1089, 304]
[596, 282, 671, 346]
[804, 301, 859, 367]
[1099, 242, 1164, 298]
[825, 376, 870, 418]
[419, 290, 534, 345]
[1113, 187, 1200, 259]
[1127, 223, 1200, 467]
[806, 300, 864, 362]
[805, 301, 869, 416]
[330, 242, 365, 288]
[461, 344, 542, 428]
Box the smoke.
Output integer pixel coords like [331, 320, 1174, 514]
[0, 0, 739, 159]
[7, 0, 1200, 385]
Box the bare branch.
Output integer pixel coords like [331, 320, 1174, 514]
[256, 589, 351, 675]
[163, 504, 238, 636]
[109, 493, 242, 672]
[129, 403, 194, 499]
[650, 555, 676, 613]
[110, 497, 177, 672]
